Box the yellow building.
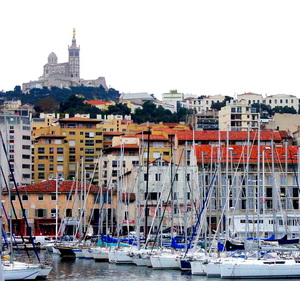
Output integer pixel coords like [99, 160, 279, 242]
[33, 117, 104, 183]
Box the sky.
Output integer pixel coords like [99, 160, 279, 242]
[1, 0, 300, 100]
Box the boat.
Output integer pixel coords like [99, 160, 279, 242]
[220, 258, 300, 279]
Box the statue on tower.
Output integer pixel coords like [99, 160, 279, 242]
[73, 28, 76, 38]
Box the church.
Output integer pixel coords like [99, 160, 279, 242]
[22, 29, 107, 93]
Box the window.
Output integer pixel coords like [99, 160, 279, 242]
[49, 147, 54, 154]
[57, 148, 64, 154]
[85, 148, 94, 154]
[57, 156, 64, 162]
[54, 139, 62, 145]
[9, 135, 14, 140]
[22, 135, 30, 140]
[38, 195, 44, 201]
[22, 194, 29, 201]
[22, 174, 30, 179]
[66, 209, 72, 217]
[96, 132, 102, 136]
[132, 160, 139, 166]
[22, 154, 30, 159]
[69, 131, 76, 135]
[51, 209, 59, 218]
[96, 140, 102, 143]
[85, 132, 94, 138]
[11, 194, 16, 201]
[66, 195, 72, 201]
[85, 140, 94, 146]
[186, 174, 190, 181]
[38, 164, 45, 171]
[35, 209, 47, 218]
[155, 174, 161, 181]
[69, 147, 76, 154]
[51, 194, 57, 201]
[69, 140, 76, 146]
[22, 164, 30, 169]
[69, 155, 76, 162]
[38, 172, 45, 179]
[49, 164, 54, 171]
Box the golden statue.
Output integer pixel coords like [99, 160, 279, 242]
[73, 28, 76, 38]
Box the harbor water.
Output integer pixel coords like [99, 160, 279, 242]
[46, 254, 197, 281]
[30, 252, 300, 281]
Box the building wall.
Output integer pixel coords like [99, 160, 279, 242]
[0, 115, 32, 188]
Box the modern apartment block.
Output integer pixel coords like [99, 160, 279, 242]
[0, 114, 32, 188]
[33, 117, 104, 183]
[219, 99, 258, 131]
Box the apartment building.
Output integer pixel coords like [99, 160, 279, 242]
[194, 144, 300, 238]
[219, 99, 259, 131]
[33, 117, 104, 183]
[0, 114, 32, 188]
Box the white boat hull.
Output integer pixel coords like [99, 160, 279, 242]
[221, 260, 300, 278]
[190, 261, 207, 275]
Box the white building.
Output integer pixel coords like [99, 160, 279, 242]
[0, 114, 32, 188]
[264, 94, 299, 110]
[237, 92, 264, 105]
[187, 94, 226, 113]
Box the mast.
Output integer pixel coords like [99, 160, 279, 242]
[271, 138, 277, 236]
[0, 163, 4, 279]
[144, 126, 151, 241]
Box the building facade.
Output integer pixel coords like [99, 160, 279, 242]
[0, 114, 32, 188]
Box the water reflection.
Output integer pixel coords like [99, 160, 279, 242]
[46, 254, 199, 281]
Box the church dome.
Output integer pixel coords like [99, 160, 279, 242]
[48, 52, 58, 64]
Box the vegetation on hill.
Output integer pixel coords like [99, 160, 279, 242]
[0, 85, 119, 106]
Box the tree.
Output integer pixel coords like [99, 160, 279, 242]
[105, 103, 131, 115]
[34, 97, 59, 114]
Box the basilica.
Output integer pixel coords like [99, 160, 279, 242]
[22, 29, 107, 93]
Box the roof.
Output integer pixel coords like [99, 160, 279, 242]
[58, 117, 101, 123]
[176, 130, 282, 141]
[84, 100, 113, 105]
[137, 134, 168, 141]
[194, 144, 299, 164]
[6, 180, 101, 193]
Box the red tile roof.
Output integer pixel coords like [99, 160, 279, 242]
[7, 180, 101, 193]
[194, 144, 299, 164]
[137, 134, 168, 141]
[84, 100, 112, 105]
[176, 130, 282, 141]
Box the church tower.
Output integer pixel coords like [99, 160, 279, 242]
[68, 28, 80, 80]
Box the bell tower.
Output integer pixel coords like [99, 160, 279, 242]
[68, 28, 80, 80]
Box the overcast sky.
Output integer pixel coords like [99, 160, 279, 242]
[1, 0, 300, 100]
